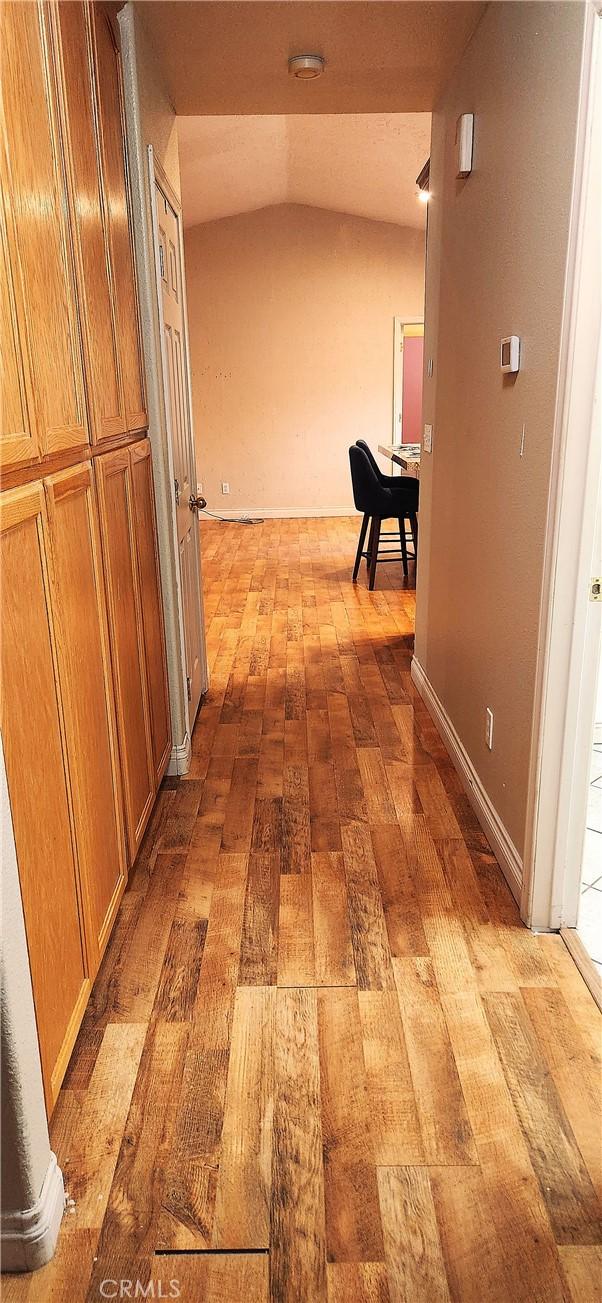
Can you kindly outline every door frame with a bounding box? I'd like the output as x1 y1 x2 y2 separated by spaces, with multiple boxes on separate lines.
148 147 209 748
392 317 424 445
521 4 601 946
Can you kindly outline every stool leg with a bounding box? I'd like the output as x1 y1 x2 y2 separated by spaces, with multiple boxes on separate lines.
410 513 418 561
399 515 408 577
353 513 369 582
368 517 381 590
366 517 375 573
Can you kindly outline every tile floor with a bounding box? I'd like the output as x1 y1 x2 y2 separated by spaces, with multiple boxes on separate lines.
578 730 602 975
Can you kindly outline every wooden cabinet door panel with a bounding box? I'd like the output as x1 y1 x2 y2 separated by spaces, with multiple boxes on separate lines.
95 448 154 858
91 8 147 435
0 483 89 1112
130 440 171 783
44 464 127 967
0 186 37 470
51 0 126 444
0 2 88 463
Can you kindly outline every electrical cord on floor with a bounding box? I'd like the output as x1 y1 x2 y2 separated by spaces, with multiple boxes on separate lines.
199 507 264 526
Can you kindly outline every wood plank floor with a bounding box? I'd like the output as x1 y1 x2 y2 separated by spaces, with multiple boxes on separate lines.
6 517 602 1303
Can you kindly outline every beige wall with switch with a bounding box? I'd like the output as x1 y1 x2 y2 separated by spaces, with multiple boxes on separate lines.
184 203 425 514
414 0 587 859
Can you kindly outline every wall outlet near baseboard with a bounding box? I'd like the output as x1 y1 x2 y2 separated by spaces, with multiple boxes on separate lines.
423 424 433 453
485 707 494 750
221 481 230 495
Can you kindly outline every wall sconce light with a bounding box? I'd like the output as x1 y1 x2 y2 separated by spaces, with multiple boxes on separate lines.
456 113 474 177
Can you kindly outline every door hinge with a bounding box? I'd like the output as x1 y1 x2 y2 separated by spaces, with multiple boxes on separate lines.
186 675 192 702
159 243 165 278
174 477 180 507
590 576 601 602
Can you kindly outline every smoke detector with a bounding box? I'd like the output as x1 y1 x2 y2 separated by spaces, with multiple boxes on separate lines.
288 54 325 80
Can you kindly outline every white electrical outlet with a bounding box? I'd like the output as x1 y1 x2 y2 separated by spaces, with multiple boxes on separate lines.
423 424 433 453
485 707 494 750
221 481 230 495
197 481 203 495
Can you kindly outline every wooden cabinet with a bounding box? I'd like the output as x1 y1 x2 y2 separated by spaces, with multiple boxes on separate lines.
0 2 171 1114
0 0 147 472
95 448 155 859
44 464 127 967
91 6 147 436
130 440 171 784
0 2 89 470
0 484 90 1112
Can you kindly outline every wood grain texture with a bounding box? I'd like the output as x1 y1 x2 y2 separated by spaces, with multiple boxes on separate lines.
271 987 327 1302
317 987 384 1262
393 957 477 1165
377 1166 451 1303
16 518 602 1302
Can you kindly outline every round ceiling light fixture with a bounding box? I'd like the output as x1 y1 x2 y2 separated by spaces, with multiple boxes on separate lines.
288 54 325 80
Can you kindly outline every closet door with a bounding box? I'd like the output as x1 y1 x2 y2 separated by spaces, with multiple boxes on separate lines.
91 6 147 435
45 464 127 967
130 440 171 784
50 0 126 444
96 447 154 858
0 2 88 467
0 483 89 1112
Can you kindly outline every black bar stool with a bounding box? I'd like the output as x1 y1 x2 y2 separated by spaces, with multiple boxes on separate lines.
349 443 419 590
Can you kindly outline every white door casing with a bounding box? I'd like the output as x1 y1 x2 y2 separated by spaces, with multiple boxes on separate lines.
150 152 208 737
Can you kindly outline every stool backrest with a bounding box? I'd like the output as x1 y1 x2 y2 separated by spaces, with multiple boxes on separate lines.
349 443 382 514
356 440 384 482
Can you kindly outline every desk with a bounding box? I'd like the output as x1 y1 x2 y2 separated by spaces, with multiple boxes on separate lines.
378 443 421 479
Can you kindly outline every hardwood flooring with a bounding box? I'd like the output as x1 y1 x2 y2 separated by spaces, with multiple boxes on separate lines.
5 517 602 1302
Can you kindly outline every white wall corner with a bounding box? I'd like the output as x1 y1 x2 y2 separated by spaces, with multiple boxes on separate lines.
168 731 192 776
1 1153 65 1273
411 656 524 904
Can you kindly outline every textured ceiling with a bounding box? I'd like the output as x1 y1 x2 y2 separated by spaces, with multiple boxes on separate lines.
137 2 486 115
178 113 432 228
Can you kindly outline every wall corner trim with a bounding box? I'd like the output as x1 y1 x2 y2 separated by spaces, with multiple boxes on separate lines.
168 731 192 777
1 1153 65 1273
411 656 523 905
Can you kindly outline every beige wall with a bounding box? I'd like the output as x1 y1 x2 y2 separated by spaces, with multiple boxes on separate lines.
184 203 425 512
414 1 587 857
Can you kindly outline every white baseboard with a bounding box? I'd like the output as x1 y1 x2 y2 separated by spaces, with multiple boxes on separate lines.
411 656 523 903
168 731 191 777
202 506 356 520
1 1153 65 1272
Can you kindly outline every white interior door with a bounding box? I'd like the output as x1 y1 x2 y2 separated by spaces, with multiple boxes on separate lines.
153 175 206 727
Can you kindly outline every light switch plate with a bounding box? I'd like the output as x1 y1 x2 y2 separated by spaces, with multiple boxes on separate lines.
423 424 433 453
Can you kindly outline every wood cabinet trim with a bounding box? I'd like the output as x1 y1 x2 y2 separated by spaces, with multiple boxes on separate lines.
44 460 128 974
89 5 147 436
128 438 171 785
95 447 155 858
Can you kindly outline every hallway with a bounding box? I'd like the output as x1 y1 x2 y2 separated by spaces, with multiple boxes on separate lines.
8 516 601 1302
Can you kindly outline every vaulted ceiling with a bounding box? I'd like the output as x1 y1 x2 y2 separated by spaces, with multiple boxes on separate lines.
178 113 431 228
138 2 486 116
